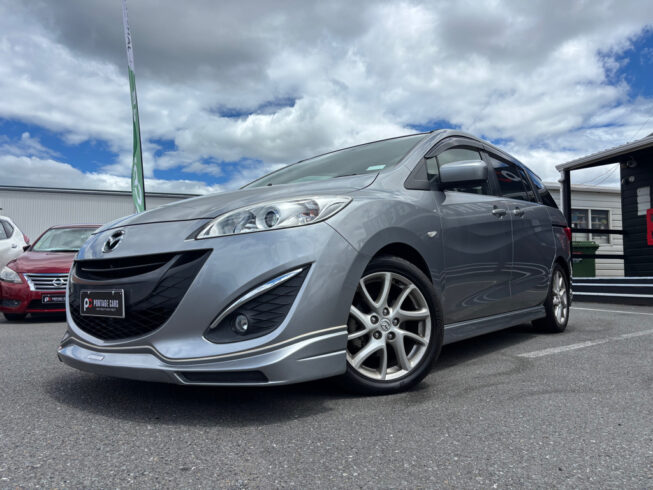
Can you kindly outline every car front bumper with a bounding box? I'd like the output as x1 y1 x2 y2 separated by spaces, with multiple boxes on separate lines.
0 281 67 314
59 220 366 386
58 325 346 385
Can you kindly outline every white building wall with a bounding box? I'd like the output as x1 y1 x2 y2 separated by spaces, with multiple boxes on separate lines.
0 187 195 240
546 183 624 277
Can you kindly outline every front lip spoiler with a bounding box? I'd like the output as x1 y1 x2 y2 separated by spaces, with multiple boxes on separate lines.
59 324 346 364
58 326 348 386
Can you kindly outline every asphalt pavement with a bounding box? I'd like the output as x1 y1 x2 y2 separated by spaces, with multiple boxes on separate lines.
1 304 652 488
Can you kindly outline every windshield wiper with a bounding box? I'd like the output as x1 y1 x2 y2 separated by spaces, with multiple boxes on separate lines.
40 248 79 253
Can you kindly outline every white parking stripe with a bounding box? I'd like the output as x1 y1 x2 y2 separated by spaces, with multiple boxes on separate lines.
518 329 653 358
571 306 653 317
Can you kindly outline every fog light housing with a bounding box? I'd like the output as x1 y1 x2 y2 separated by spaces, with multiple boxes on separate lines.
234 314 249 334
204 267 310 344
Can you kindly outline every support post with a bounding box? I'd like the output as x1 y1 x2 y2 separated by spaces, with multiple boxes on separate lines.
561 169 572 256
562 169 572 225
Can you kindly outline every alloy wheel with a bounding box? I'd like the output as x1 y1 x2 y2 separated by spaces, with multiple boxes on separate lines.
346 271 432 381
551 270 569 325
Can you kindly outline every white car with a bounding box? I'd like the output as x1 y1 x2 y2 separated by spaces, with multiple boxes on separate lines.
0 216 28 269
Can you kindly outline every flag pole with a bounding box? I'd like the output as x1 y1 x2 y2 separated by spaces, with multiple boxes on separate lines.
122 0 146 213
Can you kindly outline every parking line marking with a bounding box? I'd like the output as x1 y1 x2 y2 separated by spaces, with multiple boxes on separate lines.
571 307 653 317
518 329 653 358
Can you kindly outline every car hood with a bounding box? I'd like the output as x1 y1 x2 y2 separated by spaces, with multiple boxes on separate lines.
98 173 377 230
8 251 76 273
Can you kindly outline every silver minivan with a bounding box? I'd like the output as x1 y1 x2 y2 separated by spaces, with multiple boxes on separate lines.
59 130 572 394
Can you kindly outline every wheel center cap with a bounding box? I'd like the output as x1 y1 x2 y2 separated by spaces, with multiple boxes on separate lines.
380 319 391 332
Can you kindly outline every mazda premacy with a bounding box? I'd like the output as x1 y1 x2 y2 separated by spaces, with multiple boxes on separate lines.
59 130 571 394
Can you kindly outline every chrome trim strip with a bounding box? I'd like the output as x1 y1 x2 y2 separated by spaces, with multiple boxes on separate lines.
61 324 347 363
24 273 68 292
208 267 305 330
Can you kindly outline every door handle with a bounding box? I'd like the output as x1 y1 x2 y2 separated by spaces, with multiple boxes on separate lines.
513 207 525 217
11 243 18 248
492 207 507 217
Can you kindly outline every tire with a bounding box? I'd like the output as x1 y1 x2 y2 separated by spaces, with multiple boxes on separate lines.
533 264 570 333
3 313 27 322
340 255 444 395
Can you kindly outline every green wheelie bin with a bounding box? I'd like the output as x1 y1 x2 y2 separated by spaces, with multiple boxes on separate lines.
571 240 600 277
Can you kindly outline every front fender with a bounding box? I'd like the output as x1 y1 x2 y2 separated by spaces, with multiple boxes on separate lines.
326 191 444 292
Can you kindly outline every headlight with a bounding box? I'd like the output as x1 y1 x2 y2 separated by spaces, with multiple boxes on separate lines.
196 196 352 238
0 266 22 284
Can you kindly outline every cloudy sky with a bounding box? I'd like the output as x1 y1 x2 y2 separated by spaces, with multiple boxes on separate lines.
1 0 652 194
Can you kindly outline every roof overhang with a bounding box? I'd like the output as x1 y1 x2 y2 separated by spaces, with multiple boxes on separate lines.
556 133 653 172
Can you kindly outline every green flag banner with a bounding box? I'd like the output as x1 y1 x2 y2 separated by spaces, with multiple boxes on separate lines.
122 0 146 213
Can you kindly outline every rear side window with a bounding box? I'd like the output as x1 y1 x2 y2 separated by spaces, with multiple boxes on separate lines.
429 147 488 195
0 221 8 240
526 168 559 208
2 220 14 238
489 156 533 202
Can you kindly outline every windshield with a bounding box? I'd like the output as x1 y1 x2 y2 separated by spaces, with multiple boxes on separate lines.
32 228 96 252
245 134 426 188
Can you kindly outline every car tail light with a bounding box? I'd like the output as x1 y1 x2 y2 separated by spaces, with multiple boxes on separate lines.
23 233 30 244
564 227 572 242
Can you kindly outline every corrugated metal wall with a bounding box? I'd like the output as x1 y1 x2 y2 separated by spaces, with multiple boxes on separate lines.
0 188 193 240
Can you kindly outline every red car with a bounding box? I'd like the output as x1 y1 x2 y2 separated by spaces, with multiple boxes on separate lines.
0 225 99 321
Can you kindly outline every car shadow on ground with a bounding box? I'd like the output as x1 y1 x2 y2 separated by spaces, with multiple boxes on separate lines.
435 322 539 370
44 323 540 427
1 313 66 324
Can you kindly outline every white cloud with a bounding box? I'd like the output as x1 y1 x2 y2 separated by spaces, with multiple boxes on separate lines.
0 0 652 191
0 154 222 195
0 132 59 159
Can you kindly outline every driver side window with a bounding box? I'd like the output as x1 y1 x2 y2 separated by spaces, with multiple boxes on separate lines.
429 147 488 195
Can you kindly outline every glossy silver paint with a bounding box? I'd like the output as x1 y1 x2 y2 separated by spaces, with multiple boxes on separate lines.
58 130 571 386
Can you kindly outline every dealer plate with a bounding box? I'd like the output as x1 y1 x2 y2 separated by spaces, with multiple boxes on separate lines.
42 295 66 304
80 290 125 318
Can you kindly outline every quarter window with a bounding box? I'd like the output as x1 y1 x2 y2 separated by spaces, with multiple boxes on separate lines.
2 221 14 238
526 168 558 208
0 221 8 240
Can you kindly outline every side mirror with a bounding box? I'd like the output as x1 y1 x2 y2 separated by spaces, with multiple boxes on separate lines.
439 160 488 188
23 245 30 252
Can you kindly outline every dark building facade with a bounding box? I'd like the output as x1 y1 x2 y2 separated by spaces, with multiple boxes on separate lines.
557 134 653 278
620 149 653 276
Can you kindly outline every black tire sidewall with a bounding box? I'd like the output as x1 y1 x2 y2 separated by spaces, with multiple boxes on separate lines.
343 255 444 395
537 264 570 333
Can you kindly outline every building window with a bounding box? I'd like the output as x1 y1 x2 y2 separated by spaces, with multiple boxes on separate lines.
571 208 610 244
590 210 610 244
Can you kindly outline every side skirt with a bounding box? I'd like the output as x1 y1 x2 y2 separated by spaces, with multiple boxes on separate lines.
443 306 545 345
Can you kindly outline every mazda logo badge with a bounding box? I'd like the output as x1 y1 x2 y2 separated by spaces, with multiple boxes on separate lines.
103 230 125 253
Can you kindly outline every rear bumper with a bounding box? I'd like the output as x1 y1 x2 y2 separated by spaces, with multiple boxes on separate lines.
58 327 347 386
0 282 66 314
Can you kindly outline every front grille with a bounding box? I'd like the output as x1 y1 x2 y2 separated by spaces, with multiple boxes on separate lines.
69 250 210 341
24 273 68 291
75 253 176 280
